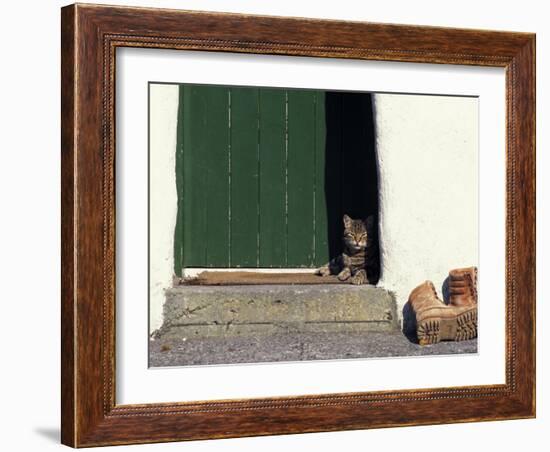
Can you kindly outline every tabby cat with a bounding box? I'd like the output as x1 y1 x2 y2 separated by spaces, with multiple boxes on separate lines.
316 214 378 285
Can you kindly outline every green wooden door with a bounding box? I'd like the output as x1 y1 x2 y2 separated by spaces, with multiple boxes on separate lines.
173 84 377 275
174 84 328 273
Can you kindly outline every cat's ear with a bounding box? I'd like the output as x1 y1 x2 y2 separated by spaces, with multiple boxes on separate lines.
343 214 352 229
364 215 375 230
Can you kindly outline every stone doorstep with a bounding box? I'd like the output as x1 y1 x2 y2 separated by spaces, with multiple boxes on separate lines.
157 284 398 339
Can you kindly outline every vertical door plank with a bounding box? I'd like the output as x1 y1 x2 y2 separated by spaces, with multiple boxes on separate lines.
258 89 287 267
324 92 344 261
203 86 230 267
313 90 330 266
230 87 260 267
182 85 208 267
173 86 185 275
287 90 316 267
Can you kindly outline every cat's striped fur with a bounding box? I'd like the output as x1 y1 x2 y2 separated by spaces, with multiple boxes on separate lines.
317 214 379 285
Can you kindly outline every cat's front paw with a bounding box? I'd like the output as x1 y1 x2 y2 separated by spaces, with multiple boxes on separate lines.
351 269 368 285
317 266 331 277
337 268 351 281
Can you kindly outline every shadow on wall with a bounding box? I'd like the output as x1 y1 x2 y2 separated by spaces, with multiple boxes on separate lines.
324 91 380 284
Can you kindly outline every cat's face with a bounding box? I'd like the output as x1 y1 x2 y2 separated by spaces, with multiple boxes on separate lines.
343 214 372 252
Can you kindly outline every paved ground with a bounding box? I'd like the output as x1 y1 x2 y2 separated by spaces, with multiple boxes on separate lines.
149 331 477 367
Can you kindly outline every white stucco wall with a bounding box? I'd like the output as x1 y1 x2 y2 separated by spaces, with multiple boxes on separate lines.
148 88 478 330
374 93 478 316
149 84 179 333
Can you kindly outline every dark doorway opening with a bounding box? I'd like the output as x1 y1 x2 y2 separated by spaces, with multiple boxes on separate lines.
324 91 380 283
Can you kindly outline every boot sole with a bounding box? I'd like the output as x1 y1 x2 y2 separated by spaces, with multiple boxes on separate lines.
417 308 477 346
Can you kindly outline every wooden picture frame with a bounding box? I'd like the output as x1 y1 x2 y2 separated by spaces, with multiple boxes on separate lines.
61 3 535 447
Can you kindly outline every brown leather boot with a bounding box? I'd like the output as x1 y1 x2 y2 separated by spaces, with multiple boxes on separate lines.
409 281 477 345
448 267 478 307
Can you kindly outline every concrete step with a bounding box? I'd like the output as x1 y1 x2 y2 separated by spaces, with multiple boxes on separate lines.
157 284 398 339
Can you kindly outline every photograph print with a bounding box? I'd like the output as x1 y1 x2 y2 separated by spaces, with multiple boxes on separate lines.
148 82 479 367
